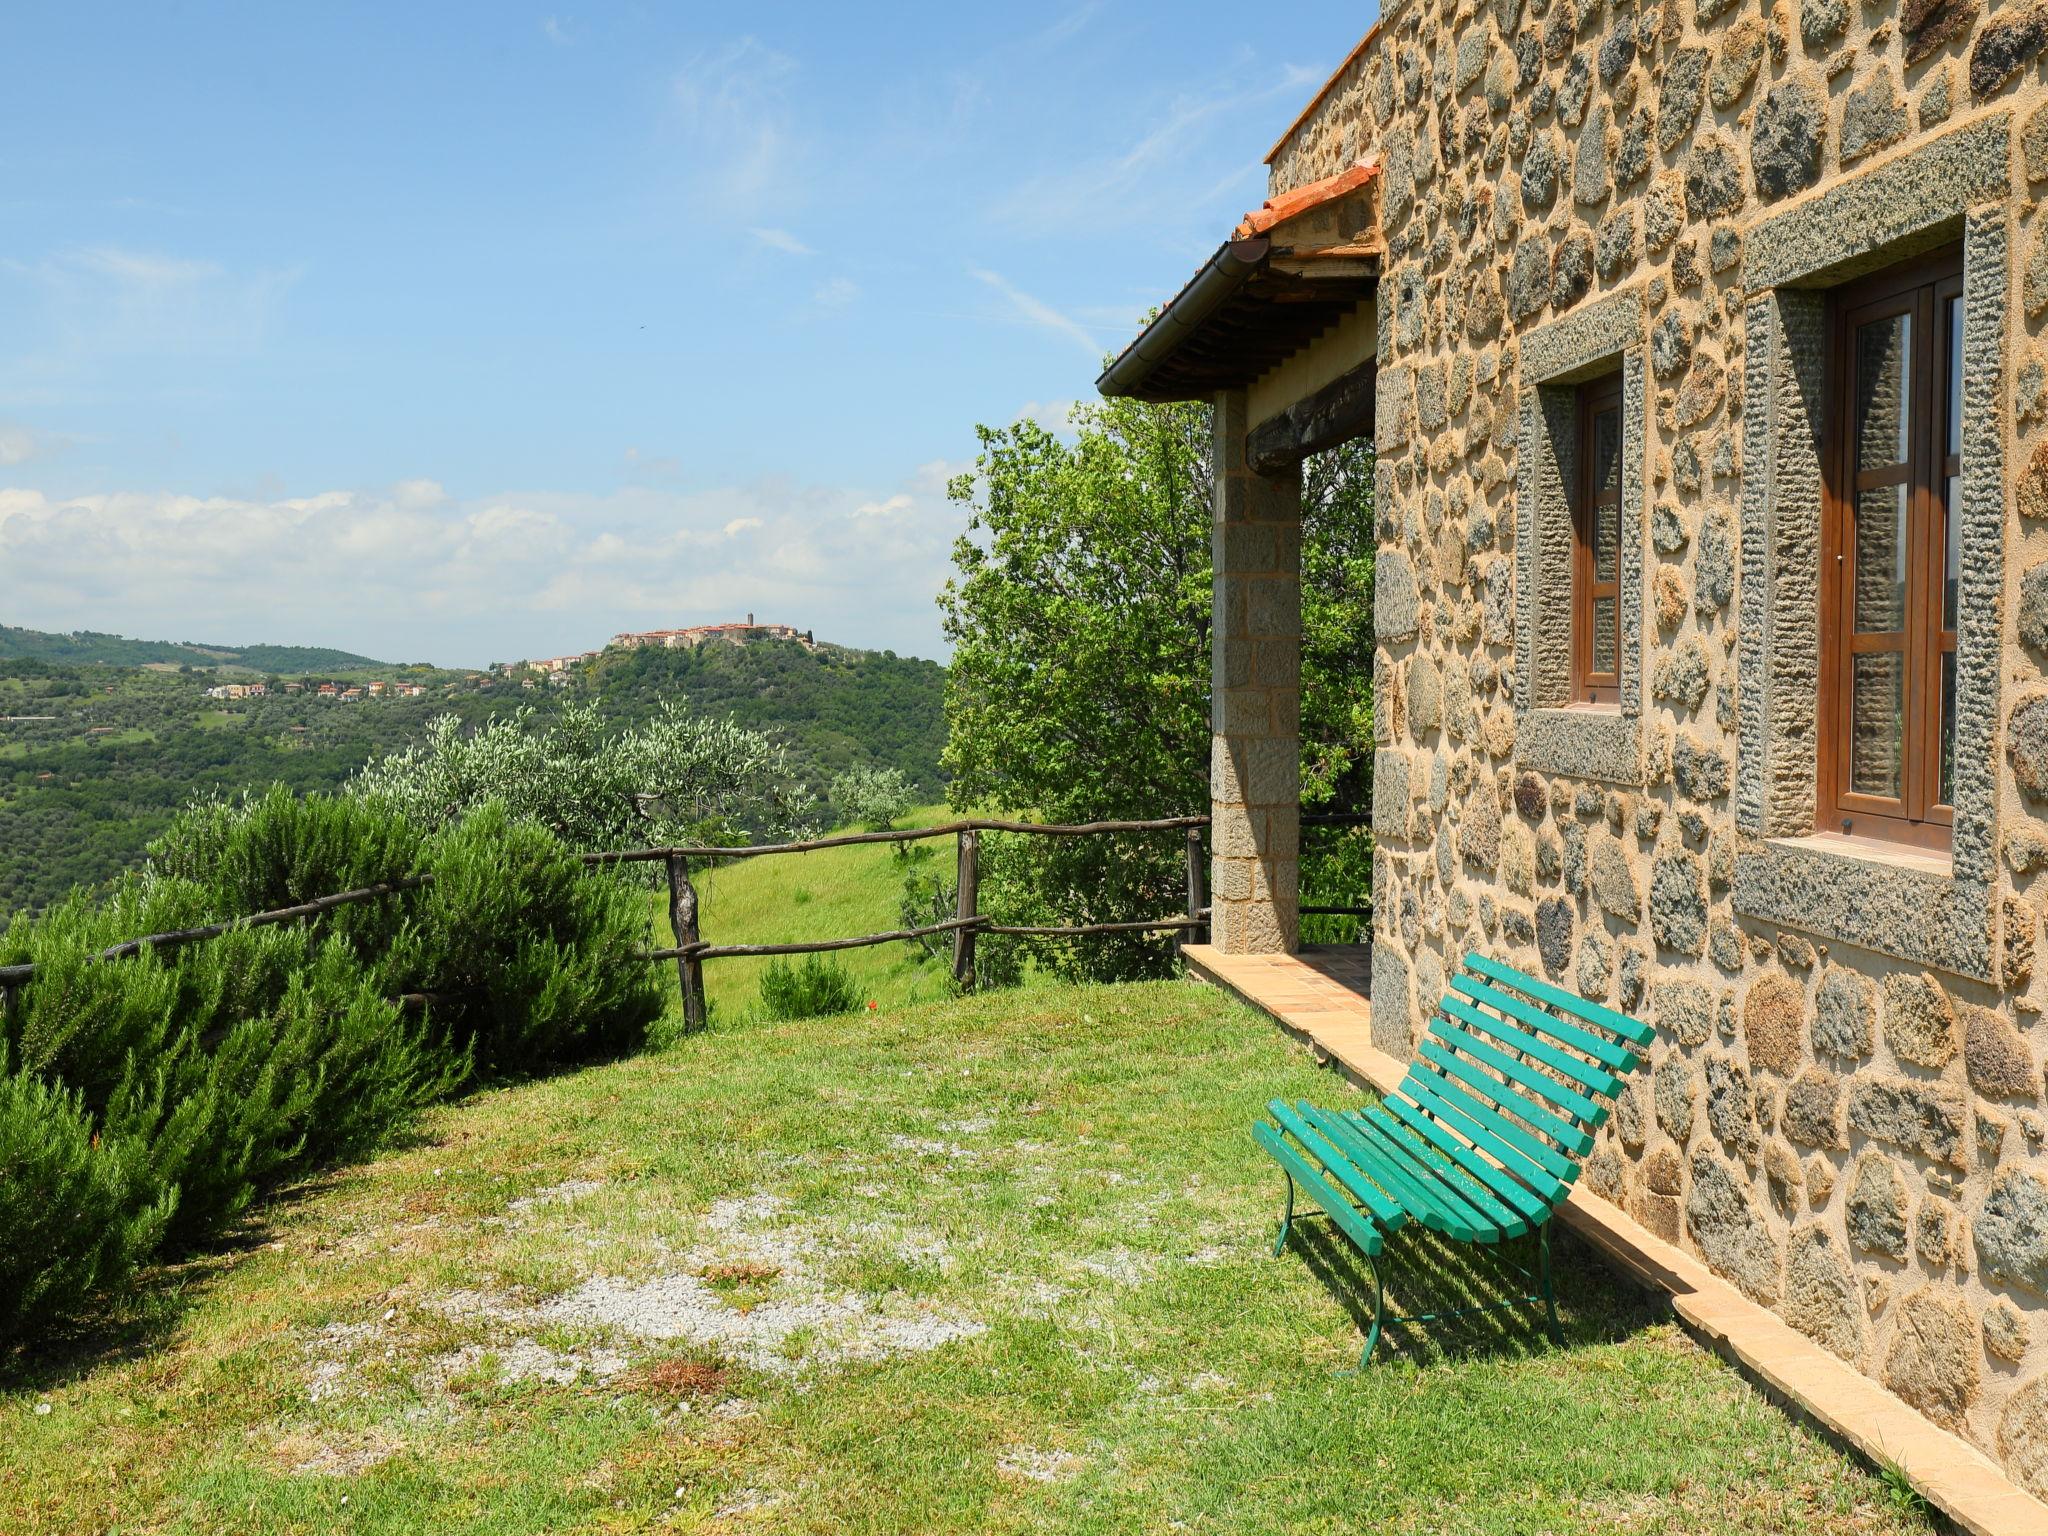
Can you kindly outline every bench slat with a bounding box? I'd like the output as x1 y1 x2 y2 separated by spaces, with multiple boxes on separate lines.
1374 1097 1550 1228
1429 1019 1609 1128
1305 1100 1488 1240
1416 1038 1595 1154
1291 1100 1459 1227
1355 1104 1528 1240
1398 1069 1576 1192
1252 1121 1385 1257
1330 1103 1508 1240
1464 952 1656 1047
1449 975 1640 1073
1440 994 1623 1098
1268 1098 1405 1227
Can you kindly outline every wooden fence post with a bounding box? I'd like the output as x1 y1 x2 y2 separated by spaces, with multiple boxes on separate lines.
952 828 979 991
667 854 707 1032
1182 824 1206 953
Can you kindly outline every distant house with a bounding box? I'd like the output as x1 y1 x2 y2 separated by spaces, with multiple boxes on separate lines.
608 614 812 651
283 681 304 694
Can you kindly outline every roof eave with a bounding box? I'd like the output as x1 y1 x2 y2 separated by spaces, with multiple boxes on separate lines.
1095 237 1271 402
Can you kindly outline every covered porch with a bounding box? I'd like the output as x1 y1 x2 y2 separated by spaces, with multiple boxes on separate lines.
1099 161 1382 960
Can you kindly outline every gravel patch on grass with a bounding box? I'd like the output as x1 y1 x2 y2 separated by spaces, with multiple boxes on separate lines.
996 1446 1085 1483
505 1178 606 1215
415 1186 984 1381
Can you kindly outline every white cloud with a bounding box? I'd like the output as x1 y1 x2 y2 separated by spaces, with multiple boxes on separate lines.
541 15 572 45
985 64 1318 239
811 275 858 309
1014 399 1081 434
0 422 67 465
0 463 970 665
392 477 447 511
748 226 814 256
8 244 301 362
668 38 801 223
969 267 1103 360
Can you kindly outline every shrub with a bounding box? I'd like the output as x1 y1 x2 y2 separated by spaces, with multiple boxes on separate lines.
0 1053 170 1341
757 955 860 1020
0 787 665 1344
399 805 664 1076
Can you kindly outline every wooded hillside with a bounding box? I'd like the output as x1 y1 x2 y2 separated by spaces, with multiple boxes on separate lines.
0 637 947 917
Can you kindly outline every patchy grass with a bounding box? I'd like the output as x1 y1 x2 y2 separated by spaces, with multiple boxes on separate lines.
1 982 1937 1535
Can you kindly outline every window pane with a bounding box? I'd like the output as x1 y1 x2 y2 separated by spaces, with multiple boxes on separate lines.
1853 483 1908 632
1855 312 1911 470
1849 651 1905 799
1947 295 1962 460
1592 598 1617 676
1939 650 1957 808
1592 407 1620 496
1943 474 1960 631
1593 500 1617 582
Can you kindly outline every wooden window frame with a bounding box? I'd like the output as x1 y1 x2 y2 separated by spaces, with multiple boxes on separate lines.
1571 375 1624 706
1819 245 1963 851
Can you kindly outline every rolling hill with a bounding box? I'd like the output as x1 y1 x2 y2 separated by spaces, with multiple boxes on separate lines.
1 631 948 916
0 624 387 672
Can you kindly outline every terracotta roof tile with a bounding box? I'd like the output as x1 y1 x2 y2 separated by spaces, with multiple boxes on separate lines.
1231 159 1379 239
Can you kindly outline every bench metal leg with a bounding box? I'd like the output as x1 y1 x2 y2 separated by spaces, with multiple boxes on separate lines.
1272 1171 1296 1257
1538 1219 1562 1345
1358 1252 1386 1369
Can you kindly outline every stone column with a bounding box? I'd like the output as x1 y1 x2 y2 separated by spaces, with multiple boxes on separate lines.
1210 388 1302 954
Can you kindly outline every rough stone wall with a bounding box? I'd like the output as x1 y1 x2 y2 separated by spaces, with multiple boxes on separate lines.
1287 0 2048 1495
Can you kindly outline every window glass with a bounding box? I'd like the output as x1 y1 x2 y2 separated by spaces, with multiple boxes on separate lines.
1852 485 1908 633
1855 312 1911 468
1592 598 1616 674
1826 249 1962 846
1848 652 1904 798
1939 651 1957 808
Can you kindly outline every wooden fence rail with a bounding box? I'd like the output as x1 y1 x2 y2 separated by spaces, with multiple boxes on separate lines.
0 811 1368 1027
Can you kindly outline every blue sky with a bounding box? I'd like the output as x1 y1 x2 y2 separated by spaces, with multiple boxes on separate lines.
0 3 1372 665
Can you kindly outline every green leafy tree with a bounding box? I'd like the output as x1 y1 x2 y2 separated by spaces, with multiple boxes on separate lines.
829 765 915 832
350 700 816 853
939 396 1372 981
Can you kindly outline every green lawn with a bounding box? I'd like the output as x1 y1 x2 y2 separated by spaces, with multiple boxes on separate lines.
655 806 1037 1021
1 982 1933 1535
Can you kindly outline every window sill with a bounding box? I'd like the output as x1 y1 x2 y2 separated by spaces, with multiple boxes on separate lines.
1732 832 1991 981
1516 705 1643 785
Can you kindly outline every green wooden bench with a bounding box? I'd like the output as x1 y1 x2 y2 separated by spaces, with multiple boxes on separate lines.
1252 951 1656 1366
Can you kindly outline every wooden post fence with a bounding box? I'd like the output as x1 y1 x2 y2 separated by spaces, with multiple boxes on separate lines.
0 815 1255 1012
952 827 979 991
666 854 707 1032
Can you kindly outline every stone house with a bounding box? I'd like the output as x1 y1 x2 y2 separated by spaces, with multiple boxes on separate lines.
1101 0 2048 1498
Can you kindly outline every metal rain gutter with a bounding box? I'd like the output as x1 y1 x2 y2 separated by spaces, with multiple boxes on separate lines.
1095 235 1269 399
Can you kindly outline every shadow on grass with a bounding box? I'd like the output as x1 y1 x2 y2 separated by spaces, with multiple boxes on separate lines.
1284 1214 1670 1367
0 1152 391 1397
